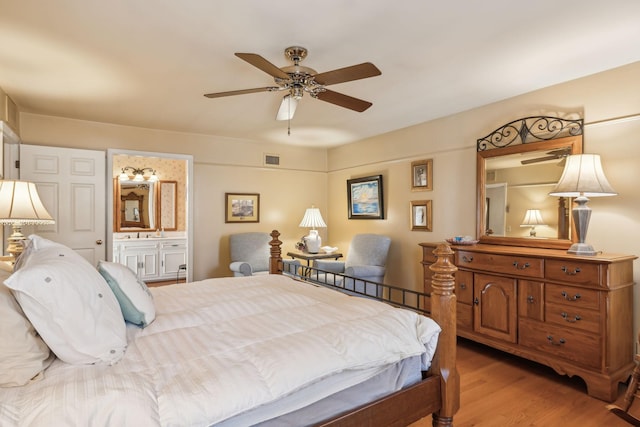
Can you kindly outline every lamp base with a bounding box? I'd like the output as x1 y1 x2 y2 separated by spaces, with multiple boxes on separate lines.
5 224 26 260
304 229 321 254
568 195 597 256
567 242 597 256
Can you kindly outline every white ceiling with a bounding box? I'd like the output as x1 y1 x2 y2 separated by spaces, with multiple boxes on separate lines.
1 1 639 148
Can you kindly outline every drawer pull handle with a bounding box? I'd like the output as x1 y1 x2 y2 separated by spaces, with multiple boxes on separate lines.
547 335 566 346
459 283 467 290
561 266 582 275
561 291 581 301
527 295 535 304
561 312 582 323
513 261 530 270
462 255 474 263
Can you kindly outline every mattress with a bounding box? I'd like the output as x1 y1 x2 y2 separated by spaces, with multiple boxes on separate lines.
0 274 440 426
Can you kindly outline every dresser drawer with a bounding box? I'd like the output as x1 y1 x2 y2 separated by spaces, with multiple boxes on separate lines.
545 302 600 334
456 251 543 278
545 259 600 287
455 270 473 304
519 319 601 369
545 283 600 311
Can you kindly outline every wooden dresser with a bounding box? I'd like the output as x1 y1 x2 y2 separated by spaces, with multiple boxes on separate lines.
420 242 636 401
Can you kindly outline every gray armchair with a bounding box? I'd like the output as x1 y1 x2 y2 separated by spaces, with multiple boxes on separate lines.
313 234 391 295
229 232 299 277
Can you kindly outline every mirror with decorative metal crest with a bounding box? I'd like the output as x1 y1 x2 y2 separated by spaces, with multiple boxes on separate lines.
476 116 583 249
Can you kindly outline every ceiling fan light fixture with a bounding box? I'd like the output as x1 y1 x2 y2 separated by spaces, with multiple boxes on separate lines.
276 95 298 121
204 46 381 121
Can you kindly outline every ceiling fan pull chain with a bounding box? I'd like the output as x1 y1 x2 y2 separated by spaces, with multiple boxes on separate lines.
287 96 291 135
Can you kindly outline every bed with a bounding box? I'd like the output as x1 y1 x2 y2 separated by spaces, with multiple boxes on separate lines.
0 230 459 426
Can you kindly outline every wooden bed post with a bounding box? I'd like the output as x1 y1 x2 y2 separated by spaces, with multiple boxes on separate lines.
429 244 459 427
269 230 283 274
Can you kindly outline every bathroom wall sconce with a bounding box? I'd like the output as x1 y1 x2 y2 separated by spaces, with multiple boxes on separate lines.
118 166 158 182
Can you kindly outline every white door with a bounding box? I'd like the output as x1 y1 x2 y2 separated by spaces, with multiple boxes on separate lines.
19 144 106 265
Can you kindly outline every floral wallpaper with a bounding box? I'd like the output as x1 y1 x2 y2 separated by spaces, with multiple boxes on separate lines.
113 154 187 231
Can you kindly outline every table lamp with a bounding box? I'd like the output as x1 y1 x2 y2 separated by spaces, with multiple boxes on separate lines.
0 180 55 260
299 206 326 254
520 209 545 237
549 154 616 255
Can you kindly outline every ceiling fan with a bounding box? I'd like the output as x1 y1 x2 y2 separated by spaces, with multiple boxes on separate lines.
520 148 571 166
204 46 381 121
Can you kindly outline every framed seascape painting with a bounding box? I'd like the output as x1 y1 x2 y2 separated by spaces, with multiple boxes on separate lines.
225 193 260 223
410 200 432 231
347 175 384 219
411 159 433 191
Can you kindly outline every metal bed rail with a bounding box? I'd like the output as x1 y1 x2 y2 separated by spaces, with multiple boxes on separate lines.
281 261 431 316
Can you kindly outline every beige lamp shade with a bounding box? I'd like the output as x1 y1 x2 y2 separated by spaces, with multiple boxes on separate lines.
0 180 55 259
520 209 545 237
299 207 327 228
549 154 617 197
520 209 545 227
0 181 55 225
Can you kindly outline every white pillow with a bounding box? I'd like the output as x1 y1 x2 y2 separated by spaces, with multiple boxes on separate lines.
5 235 127 365
98 261 156 327
0 268 53 387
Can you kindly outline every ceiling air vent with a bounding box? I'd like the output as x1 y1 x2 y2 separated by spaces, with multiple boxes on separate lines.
264 154 280 166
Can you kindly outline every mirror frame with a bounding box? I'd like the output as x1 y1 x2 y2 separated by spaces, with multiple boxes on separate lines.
113 178 157 232
476 116 583 249
121 191 146 228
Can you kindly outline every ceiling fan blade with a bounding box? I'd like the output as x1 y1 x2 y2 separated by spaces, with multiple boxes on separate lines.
235 53 290 80
521 155 561 165
204 87 279 98
315 89 373 112
313 62 381 86
520 148 571 165
276 95 298 121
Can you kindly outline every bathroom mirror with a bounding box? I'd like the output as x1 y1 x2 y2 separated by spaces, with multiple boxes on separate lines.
476 117 583 249
114 178 157 231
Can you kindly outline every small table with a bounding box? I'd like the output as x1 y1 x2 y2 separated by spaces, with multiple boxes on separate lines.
286 250 343 266
286 251 343 276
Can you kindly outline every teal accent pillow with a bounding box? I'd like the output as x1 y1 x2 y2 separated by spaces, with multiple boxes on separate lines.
98 261 156 328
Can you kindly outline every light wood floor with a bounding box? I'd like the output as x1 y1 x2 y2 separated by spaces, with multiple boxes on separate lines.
410 338 635 427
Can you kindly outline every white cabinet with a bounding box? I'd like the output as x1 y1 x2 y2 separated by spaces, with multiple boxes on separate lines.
113 238 186 283
159 240 187 278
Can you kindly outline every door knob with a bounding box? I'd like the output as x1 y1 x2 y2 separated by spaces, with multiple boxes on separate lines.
96 239 103 245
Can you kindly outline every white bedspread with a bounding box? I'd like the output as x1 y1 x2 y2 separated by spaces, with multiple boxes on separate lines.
0 274 440 426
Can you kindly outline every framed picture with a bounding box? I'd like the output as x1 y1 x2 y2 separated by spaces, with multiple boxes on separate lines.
225 193 260 223
410 200 432 231
411 159 433 191
347 175 384 219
